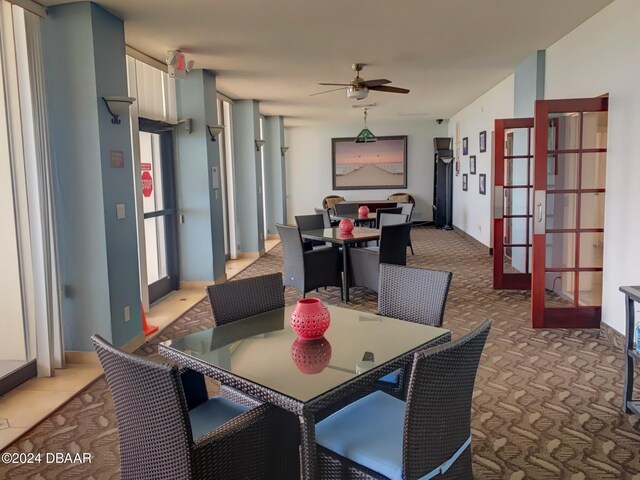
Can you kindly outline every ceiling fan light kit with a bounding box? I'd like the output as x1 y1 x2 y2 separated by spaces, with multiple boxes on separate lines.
314 63 410 100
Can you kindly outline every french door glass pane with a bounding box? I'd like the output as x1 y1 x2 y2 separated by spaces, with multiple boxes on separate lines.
547 154 578 190
546 193 577 229
505 187 529 216
580 193 605 229
581 112 608 149
505 157 530 186
579 232 604 268
544 272 575 308
505 128 530 156
578 272 603 306
545 233 576 268
581 153 607 189
548 113 580 150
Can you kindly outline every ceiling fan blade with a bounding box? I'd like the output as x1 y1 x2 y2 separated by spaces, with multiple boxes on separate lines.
318 82 351 86
362 79 391 88
310 87 347 96
369 85 410 94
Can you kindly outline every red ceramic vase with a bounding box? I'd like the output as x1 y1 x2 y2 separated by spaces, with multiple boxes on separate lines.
290 298 331 339
339 218 354 233
291 337 332 374
358 205 370 218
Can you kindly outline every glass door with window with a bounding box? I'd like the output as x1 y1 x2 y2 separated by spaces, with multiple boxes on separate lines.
139 119 180 304
531 97 608 328
493 117 534 290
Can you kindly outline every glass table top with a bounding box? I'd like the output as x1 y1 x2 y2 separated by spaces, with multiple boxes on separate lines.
302 227 380 244
161 306 449 403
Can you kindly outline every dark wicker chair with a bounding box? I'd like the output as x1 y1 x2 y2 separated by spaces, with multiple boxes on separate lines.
387 193 416 205
398 202 415 254
374 207 403 228
377 263 453 397
314 207 335 228
348 222 412 293
316 320 491 480
322 195 345 214
334 202 359 215
206 273 284 327
295 214 328 250
378 213 408 228
91 334 299 480
277 223 342 298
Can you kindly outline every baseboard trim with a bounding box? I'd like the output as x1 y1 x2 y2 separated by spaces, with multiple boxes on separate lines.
65 351 100 365
451 225 491 255
0 360 37 397
120 332 146 354
236 252 261 260
599 322 625 352
214 274 228 284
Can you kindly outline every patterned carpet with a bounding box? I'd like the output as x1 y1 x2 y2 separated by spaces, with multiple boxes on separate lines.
1 226 639 479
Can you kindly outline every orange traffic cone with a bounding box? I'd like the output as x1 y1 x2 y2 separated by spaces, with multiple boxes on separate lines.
141 304 158 336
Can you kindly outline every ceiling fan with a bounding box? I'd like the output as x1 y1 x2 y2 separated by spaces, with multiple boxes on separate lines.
312 63 410 100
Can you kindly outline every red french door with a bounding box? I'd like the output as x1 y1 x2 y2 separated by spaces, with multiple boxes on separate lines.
531 97 608 328
493 118 534 290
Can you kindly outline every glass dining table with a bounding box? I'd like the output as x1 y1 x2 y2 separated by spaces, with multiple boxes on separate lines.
301 227 380 303
159 305 450 480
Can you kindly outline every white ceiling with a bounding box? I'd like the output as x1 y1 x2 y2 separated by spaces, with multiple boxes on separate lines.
43 0 613 127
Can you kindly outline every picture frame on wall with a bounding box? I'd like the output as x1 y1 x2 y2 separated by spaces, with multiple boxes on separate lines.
470 155 476 174
479 173 486 195
462 173 468 191
332 136 408 190
462 137 468 155
479 131 487 153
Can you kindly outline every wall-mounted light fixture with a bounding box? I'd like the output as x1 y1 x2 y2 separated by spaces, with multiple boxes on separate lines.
102 96 136 124
281 146 290 156
255 139 266 151
177 117 193 134
207 125 224 142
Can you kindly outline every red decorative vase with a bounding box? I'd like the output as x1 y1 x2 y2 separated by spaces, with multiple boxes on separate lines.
291 337 332 374
358 205 370 218
290 298 331 339
339 218 354 233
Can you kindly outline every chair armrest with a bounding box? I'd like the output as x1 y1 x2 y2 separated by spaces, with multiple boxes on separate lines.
179 367 208 409
193 402 272 448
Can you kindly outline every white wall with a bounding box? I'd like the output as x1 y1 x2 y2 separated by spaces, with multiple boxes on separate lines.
448 75 515 246
545 0 640 335
285 119 448 222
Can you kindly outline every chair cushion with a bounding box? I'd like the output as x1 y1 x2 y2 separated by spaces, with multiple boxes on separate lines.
188 396 251 440
316 391 406 480
378 368 401 384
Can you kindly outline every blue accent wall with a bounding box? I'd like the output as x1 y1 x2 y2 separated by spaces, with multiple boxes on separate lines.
514 50 545 117
175 70 225 281
232 100 264 254
42 2 142 350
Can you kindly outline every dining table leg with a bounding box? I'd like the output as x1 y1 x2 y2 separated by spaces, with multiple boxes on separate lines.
342 244 349 303
299 411 318 480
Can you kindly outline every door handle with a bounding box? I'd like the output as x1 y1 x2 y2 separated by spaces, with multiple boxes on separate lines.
537 202 543 222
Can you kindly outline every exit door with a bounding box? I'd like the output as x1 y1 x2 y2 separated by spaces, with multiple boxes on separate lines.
493 118 534 290
139 119 180 304
531 97 608 328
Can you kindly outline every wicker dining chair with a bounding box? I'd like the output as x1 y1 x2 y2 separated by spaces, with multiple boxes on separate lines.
398 202 415 254
348 222 412 294
91 334 299 480
376 263 453 397
206 273 285 327
374 207 403 228
334 202 360 215
314 207 335 228
277 223 342 298
316 320 491 480
296 214 329 249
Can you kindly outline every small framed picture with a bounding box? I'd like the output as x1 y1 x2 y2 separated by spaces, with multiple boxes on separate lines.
479 173 487 195
470 155 476 175
479 131 487 153
462 137 468 155
462 174 468 191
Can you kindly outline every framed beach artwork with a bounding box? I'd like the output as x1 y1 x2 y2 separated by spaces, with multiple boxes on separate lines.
479 131 487 153
462 137 468 155
332 136 407 190
462 173 468 191
479 173 487 195
470 155 477 175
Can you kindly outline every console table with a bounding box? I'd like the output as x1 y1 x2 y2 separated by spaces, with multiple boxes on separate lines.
620 285 640 417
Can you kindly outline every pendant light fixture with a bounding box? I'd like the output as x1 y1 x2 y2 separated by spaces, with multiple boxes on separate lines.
355 108 377 143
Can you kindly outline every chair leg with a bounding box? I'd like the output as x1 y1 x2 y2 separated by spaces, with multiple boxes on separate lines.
410 244 414 255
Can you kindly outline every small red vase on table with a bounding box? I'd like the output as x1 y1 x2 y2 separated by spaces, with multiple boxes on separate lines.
339 218 354 233
358 205 370 218
290 298 331 339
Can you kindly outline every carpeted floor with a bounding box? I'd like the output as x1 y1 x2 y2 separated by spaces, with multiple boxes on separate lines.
1 226 639 479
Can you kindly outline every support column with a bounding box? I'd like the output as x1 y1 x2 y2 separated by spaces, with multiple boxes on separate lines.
232 100 264 255
42 2 141 350
263 116 286 236
175 70 226 282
